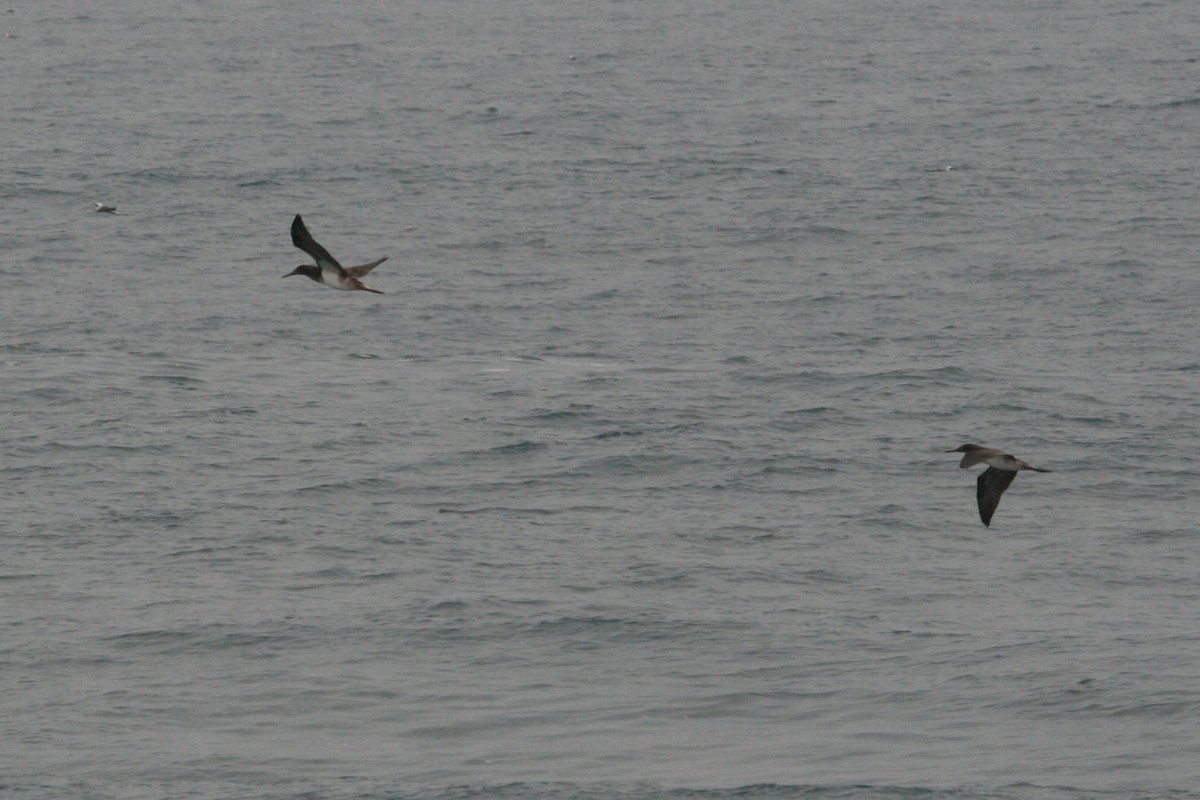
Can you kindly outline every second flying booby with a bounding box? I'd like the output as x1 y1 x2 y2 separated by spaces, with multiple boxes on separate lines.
285 214 387 294
946 444 1052 527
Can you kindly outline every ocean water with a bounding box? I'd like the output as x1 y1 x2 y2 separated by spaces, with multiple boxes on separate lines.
2 1 1199 798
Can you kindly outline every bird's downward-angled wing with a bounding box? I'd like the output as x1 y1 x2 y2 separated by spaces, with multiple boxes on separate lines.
976 467 1017 527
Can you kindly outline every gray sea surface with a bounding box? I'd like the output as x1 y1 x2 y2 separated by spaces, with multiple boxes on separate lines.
2 1 1199 798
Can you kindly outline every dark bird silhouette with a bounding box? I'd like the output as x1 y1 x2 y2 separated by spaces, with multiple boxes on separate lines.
284 214 386 294
946 443 1051 527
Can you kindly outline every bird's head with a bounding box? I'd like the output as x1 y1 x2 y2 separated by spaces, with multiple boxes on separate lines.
284 264 319 280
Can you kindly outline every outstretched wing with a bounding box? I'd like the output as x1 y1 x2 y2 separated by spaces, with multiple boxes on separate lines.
291 214 346 276
976 467 1017 527
346 256 388 278
957 447 1000 469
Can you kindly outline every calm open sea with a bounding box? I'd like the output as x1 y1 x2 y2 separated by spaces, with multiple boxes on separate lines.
3 1 1199 798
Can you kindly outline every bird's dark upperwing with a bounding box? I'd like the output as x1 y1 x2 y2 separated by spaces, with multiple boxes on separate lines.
291 214 346 276
346 256 388 278
976 467 1017 527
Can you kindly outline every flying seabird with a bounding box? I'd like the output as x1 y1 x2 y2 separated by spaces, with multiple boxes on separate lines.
946 443 1051 527
285 214 386 294
94 202 117 213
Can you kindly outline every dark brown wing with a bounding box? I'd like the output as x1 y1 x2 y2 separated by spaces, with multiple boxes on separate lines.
976 467 1017 527
291 214 346 277
346 256 387 278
